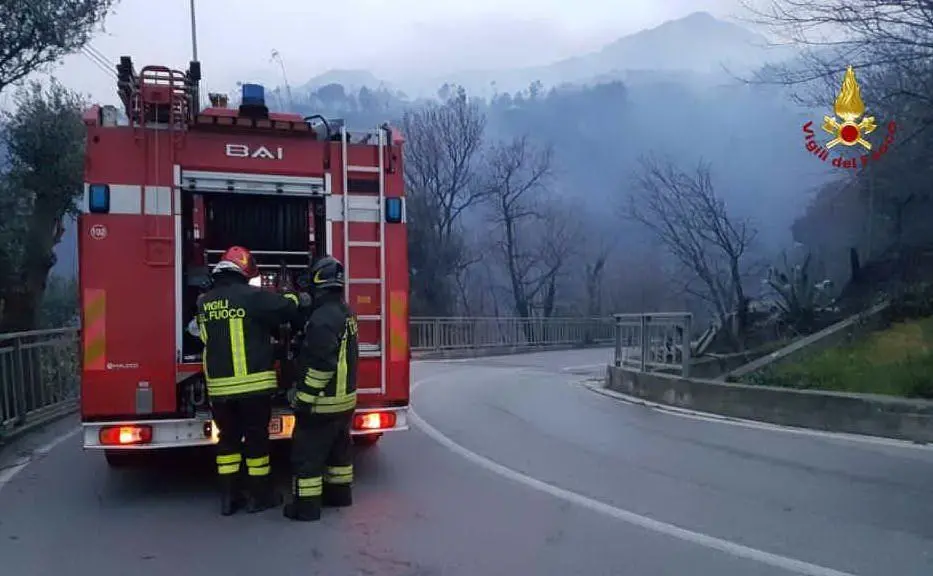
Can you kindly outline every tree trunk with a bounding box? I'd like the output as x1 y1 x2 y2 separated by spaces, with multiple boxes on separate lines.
849 247 861 283
0 272 46 333
0 207 64 333
542 275 556 318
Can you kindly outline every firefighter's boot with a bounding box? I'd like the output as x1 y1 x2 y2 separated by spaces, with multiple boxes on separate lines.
322 484 353 508
219 475 244 516
245 475 282 514
283 496 322 522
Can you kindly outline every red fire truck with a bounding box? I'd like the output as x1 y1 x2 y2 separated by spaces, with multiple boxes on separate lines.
78 57 410 466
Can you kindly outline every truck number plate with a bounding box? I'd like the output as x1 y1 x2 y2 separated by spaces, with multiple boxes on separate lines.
268 415 294 436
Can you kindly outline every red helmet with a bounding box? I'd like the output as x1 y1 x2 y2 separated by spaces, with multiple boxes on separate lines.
213 245 259 279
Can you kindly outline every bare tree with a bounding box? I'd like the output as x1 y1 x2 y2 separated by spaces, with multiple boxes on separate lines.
743 0 933 114
536 207 579 317
582 232 613 317
791 177 868 284
0 0 117 94
605 247 679 314
451 251 483 316
626 156 757 348
555 220 613 317
483 135 566 318
402 86 486 315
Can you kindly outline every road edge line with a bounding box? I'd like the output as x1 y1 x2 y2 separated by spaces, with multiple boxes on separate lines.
0 427 81 491
409 379 856 576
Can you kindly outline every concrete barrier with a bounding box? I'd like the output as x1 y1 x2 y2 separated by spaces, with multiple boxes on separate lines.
605 365 933 444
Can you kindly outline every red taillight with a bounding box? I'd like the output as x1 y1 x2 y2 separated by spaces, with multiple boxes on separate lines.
353 411 396 431
99 425 153 446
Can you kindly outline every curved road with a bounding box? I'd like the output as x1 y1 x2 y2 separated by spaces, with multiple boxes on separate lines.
2 348 932 576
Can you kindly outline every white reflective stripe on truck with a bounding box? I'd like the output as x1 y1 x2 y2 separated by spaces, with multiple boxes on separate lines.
81 181 405 223
79 184 175 215
80 184 142 214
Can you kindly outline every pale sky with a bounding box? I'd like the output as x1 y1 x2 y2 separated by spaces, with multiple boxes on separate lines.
39 0 744 106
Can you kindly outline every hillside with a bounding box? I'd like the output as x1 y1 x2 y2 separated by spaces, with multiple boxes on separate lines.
301 69 393 93
278 12 824 249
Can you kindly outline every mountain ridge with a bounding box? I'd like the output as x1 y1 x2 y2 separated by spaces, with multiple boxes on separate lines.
300 11 797 97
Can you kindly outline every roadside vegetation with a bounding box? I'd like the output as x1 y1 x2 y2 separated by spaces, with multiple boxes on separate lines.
749 316 933 399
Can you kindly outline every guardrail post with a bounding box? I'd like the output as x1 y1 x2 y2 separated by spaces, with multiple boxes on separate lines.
12 336 27 427
613 316 622 367
432 318 440 351
681 315 691 378
639 315 648 372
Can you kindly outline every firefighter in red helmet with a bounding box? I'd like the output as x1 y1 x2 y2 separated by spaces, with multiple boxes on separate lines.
196 246 309 516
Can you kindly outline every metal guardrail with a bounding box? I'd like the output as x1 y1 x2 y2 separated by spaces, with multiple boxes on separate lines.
0 317 614 441
410 317 615 351
1 328 81 443
613 313 692 377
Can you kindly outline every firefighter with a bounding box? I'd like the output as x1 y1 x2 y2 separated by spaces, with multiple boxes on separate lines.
197 245 309 516
284 255 358 522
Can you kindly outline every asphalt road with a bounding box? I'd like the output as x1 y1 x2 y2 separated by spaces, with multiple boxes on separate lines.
2 348 933 576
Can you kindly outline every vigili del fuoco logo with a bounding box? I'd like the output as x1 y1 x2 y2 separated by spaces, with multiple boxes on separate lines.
802 65 897 169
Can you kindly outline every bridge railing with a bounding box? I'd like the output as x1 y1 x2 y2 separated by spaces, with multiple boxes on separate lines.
410 316 614 352
1 328 81 442
613 313 692 377
0 316 614 441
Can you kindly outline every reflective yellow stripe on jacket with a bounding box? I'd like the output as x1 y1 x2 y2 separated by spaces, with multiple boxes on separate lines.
205 316 277 397
295 320 356 413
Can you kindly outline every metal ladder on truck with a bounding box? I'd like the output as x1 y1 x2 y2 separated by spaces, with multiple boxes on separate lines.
340 125 387 394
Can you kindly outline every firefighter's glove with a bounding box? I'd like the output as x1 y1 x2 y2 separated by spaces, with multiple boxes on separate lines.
287 387 298 409
283 291 312 309
297 292 313 308
186 317 201 338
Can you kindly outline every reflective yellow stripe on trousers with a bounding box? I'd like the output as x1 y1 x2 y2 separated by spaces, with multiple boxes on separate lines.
246 455 270 477
216 453 241 475
297 476 323 497
325 465 353 485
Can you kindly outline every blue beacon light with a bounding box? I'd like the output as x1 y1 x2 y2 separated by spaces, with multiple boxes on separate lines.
385 197 403 223
88 184 110 213
241 83 265 106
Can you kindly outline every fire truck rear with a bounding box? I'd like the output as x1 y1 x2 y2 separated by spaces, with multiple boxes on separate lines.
78 58 410 466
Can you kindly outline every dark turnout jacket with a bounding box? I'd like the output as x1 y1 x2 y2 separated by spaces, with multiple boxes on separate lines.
197 275 303 398
294 293 359 414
